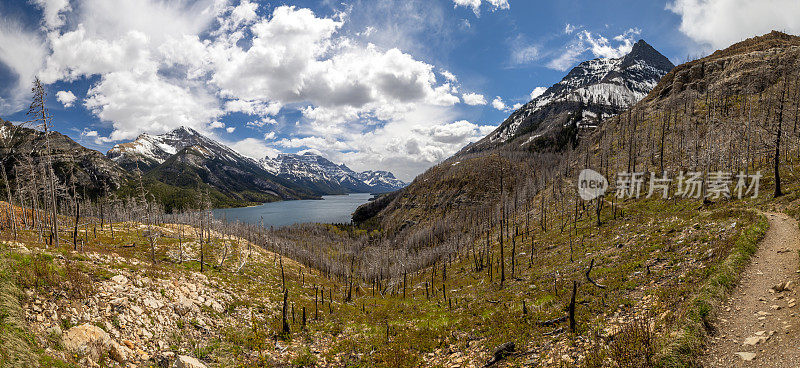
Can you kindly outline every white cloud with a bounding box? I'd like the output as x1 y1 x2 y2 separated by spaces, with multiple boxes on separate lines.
486 0 510 11
224 100 283 117
512 103 522 110
264 131 276 140
83 69 222 141
226 127 236 133
564 23 576 34
583 28 639 58
56 90 77 107
462 92 487 106
453 0 482 15
453 0 509 16
441 70 457 82
0 19 47 113
491 96 507 111
530 87 547 100
667 0 800 50
511 45 540 65
30 0 72 29
80 128 98 137
509 34 540 65
209 121 225 129
547 28 639 71
229 137 280 159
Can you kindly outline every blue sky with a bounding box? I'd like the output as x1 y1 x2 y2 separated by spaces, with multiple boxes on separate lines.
0 0 797 180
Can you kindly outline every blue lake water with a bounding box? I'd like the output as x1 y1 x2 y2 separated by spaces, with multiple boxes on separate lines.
211 193 373 228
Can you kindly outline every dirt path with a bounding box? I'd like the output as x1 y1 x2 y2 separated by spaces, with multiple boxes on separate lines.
702 212 800 367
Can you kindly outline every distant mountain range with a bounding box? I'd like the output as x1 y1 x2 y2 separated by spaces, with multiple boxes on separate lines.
105 127 404 207
261 152 404 194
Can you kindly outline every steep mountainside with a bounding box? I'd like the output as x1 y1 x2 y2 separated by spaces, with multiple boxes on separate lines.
108 127 243 172
260 152 405 194
462 39 674 154
0 119 129 197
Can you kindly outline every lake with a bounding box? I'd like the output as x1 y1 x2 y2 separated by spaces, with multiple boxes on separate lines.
211 193 373 228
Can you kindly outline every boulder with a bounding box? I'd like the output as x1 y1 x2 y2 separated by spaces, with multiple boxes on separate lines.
109 340 132 363
174 355 207 368
63 324 111 361
111 275 128 284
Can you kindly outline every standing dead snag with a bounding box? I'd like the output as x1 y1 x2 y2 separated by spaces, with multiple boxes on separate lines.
282 289 290 337
569 281 578 333
585 259 606 289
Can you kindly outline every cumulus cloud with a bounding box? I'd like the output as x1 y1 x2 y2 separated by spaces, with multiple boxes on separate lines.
6 1 483 179
462 92 487 106
667 0 800 50
0 19 47 113
229 137 280 159
83 69 223 141
530 87 547 100
56 90 77 107
491 96 507 111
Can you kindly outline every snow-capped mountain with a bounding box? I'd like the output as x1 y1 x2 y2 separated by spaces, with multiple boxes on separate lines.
356 170 406 193
465 39 674 153
107 126 245 172
261 152 406 194
106 127 317 203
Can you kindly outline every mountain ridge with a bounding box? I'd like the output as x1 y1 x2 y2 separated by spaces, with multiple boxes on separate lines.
260 152 405 195
461 39 674 155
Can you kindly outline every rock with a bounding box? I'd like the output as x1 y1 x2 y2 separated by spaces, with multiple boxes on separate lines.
122 339 135 349
130 305 144 315
174 296 194 316
143 296 161 310
109 340 132 363
210 300 224 314
771 304 782 310
62 324 111 361
47 325 62 337
743 336 766 346
735 352 756 361
111 275 129 284
771 281 793 293
174 355 207 368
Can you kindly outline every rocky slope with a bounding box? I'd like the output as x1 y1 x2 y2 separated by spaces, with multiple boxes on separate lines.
261 152 405 195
